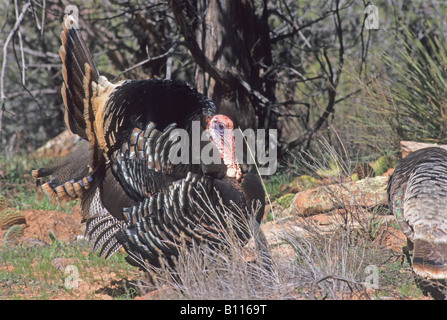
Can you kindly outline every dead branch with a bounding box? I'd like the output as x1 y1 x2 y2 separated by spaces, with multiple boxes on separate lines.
6 88 57 99
0 1 31 137
14 0 27 86
111 44 178 82
279 0 344 154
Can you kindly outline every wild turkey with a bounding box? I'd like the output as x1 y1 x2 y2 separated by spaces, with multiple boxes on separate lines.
387 147 447 279
33 13 266 270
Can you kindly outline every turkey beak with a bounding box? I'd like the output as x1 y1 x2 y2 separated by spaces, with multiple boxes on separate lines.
208 115 242 181
221 129 242 181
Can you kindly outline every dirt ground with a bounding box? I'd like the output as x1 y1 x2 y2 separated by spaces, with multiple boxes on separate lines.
0 206 152 300
20 207 84 242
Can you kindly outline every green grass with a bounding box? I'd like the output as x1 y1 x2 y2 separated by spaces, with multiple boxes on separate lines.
375 256 424 299
0 155 143 299
274 193 295 208
263 173 294 199
0 154 51 184
0 239 141 299
11 186 78 213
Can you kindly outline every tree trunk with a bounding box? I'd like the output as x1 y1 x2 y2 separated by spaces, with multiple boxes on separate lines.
170 0 276 131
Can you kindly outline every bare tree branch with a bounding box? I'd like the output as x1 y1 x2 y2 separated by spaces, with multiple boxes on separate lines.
0 1 31 138
279 0 345 154
6 88 57 99
14 0 27 86
0 39 59 60
111 44 178 82
0 0 379 155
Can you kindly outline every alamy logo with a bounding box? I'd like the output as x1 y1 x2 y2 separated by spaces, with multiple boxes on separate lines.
364 5 379 30
64 265 79 289
168 121 277 176
363 265 379 289
234 128 277 176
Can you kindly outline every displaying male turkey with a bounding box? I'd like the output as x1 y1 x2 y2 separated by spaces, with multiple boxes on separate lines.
33 13 266 270
387 147 447 279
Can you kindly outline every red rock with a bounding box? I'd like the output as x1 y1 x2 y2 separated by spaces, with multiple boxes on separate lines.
290 176 389 216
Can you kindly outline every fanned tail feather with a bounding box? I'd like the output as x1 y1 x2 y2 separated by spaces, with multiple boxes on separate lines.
60 13 99 140
32 140 93 201
60 11 121 179
413 239 447 279
38 175 93 201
